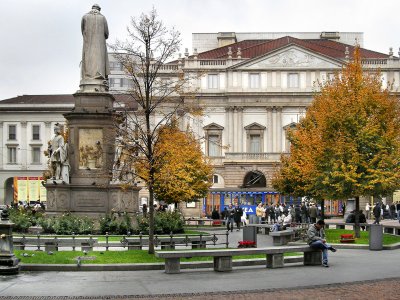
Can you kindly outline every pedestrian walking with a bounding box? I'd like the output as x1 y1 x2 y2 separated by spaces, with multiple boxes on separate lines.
373 203 381 224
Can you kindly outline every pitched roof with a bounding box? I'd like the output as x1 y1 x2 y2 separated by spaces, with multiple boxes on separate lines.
0 94 138 110
196 36 389 60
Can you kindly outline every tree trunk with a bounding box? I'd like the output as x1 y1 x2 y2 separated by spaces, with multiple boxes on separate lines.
354 196 361 238
148 186 155 254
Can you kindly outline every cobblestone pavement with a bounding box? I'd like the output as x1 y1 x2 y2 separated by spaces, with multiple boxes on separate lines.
0 277 398 299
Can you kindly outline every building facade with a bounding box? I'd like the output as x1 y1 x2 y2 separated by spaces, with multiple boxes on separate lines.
1 32 399 216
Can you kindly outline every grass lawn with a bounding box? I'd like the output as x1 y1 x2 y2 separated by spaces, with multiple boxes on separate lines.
14 250 300 265
325 229 400 245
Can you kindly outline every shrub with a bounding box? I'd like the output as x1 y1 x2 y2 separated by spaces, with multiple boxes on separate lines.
99 212 134 235
38 213 94 235
8 207 44 232
135 210 184 234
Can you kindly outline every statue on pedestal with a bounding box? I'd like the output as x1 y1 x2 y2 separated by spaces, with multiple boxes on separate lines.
80 4 110 91
49 126 69 183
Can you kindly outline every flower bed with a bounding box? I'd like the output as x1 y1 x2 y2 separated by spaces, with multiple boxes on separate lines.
238 240 256 248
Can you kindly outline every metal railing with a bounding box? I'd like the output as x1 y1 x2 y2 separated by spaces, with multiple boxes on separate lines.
13 231 230 250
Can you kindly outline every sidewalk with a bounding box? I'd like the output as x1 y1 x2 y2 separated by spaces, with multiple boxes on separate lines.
0 247 399 298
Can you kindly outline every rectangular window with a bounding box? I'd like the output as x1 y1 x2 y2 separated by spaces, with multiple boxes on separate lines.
288 73 299 88
249 73 260 88
32 147 41 164
110 62 123 71
208 135 219 156
7 147 17 164
250 135 261 153
32 125 40 140
8 125 16 140
207 74 218 89
109 78 123 88
213 174 219 184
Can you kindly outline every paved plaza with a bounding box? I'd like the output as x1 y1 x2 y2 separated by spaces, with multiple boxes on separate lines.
0 218 399 299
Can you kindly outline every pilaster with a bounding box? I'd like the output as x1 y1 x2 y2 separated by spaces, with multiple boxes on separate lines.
20 122 27 169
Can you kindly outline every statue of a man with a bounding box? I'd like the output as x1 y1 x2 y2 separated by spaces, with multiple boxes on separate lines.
50 126 65 180
81 4 110 83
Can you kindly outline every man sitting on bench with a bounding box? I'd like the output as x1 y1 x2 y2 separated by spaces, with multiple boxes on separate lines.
307 219 337 267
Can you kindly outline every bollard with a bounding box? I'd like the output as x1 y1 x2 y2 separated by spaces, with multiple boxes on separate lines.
369 224 383 251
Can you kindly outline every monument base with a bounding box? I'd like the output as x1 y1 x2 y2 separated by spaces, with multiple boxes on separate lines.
0 255 20 275
45 184 140 216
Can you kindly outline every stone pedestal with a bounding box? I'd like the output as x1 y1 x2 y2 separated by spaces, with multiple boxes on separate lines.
213 256 232 272
45 184 140 216
266 253 284 268
45 91 140 215
304 251 322 265
0 219 19 275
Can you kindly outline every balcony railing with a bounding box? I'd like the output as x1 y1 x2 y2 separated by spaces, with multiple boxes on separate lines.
207 153 286 163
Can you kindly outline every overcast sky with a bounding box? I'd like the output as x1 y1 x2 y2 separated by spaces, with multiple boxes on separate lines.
1 0 399 100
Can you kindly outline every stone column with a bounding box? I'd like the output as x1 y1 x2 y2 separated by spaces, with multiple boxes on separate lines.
237 107 243 152
276 107 282 152
233 107 238 151
272 107 277 152
20 122 27 170
0 122 3 170
266 107 273 152
227 106 234 152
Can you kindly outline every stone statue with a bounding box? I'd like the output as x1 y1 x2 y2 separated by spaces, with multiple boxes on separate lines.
80 4 110 88
61 143 70 183
50 126 65 180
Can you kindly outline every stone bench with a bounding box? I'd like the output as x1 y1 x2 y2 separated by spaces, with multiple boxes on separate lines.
269 230 294 246
13 237 98 251
325 222 369 230
246 224 274 235
383 225 400 235
155 245 322 274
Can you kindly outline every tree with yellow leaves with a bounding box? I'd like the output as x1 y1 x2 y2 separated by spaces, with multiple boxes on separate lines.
136 122 213 205
273 46 400 237
109 9 205 253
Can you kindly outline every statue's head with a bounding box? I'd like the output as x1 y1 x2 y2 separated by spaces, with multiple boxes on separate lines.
54 126 61 135
92 4 101 11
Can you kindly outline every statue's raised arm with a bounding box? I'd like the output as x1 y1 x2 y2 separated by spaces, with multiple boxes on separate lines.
80 4 110 91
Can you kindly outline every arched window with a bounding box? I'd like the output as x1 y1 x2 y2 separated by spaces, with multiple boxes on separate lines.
242 170 266 188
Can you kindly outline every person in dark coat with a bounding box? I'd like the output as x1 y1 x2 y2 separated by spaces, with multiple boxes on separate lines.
233 204 243 231
269 205 276 224
373 203 381 224
211 207 220 220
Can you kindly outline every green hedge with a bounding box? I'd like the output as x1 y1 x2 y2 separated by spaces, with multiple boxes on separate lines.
136 210 184 234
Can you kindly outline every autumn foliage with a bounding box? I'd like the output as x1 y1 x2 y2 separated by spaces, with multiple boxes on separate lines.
135 123 213 204
273 46 400 204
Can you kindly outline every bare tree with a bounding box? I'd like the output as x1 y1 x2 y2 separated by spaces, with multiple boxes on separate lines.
109 8 200 254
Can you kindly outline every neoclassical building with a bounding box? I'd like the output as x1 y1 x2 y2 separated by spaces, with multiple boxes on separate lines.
2 31 400 216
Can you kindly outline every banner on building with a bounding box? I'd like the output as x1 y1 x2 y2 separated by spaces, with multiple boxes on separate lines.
13 176 47 203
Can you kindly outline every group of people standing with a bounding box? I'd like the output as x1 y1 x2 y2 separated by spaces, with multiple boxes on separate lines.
221 204 244 232
370 202 400 224
255 202 319 225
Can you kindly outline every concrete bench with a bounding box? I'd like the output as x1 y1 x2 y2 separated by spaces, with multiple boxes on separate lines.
13 237 98 251
325 222 369 230
246 224 274 235
269 230 294 246
155 245 322 274
383 225 400 235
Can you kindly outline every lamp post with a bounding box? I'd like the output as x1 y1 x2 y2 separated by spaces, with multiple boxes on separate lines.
0 209 20 275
